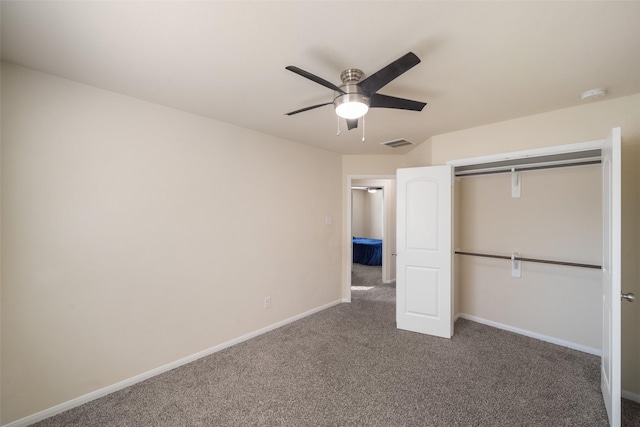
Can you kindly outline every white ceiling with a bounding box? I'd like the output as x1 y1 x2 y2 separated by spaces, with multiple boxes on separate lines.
2 1 640 155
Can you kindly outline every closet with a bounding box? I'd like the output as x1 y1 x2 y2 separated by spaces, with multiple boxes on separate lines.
453 153 603 353
395 130 622 425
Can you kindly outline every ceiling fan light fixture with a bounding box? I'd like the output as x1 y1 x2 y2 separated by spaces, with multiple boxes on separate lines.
334 93 370 119
335 100 369 119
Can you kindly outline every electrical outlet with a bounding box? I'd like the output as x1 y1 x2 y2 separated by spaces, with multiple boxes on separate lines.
264 297 271 309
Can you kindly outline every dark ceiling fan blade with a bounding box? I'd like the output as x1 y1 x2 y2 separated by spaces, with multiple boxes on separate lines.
286 66 345 94
346 118 358 130
358 52 421 96
369 93 426 111
285 102 333 116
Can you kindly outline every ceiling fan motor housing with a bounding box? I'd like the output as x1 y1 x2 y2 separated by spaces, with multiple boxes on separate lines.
334 88 369 107
334 68 370 117
340 68 364 83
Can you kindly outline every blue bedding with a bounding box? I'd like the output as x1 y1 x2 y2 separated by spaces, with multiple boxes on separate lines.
352 237 383 266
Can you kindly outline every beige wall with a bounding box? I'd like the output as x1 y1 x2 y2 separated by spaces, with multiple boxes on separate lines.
364 190 384 240
351 189 383 240
406 93 640 396
1 63 343 423
404 138 431 168
351 189 366 237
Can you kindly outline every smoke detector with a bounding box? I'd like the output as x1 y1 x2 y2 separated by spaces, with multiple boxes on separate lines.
581 88 606 101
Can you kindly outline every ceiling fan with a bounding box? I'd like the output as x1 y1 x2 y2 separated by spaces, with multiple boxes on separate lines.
285 52 427 131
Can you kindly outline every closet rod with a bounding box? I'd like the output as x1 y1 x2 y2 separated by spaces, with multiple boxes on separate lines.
455 159 601 177
454 251 601 270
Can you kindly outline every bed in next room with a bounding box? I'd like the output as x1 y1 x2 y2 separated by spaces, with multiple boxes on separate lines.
352 237 383 266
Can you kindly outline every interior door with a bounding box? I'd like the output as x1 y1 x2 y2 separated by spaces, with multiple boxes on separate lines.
601 127 621 426
396 165 452 338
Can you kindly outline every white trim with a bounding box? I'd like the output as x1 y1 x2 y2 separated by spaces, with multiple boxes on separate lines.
346 174 396 301
2 299 343 427
457 313 601 356
623 389 640 404
446 139 605 168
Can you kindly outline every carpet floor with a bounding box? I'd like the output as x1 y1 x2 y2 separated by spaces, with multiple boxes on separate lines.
33 264 639 426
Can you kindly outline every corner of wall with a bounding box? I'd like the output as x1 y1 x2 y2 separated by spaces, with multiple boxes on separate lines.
403 138 433 167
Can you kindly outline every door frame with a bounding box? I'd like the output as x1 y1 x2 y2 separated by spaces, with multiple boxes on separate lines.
346 175 396 302
446 139 605 170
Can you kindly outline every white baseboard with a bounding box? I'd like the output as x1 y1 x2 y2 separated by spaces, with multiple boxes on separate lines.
623 389 640 404
382 279 396 284
3 299 343 427
456 313 601 356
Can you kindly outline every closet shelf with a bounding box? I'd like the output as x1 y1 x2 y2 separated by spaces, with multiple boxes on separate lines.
454 250 601 270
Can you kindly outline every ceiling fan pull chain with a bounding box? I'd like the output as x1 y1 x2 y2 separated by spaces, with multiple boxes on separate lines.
362 115 366 143
337 115 341 136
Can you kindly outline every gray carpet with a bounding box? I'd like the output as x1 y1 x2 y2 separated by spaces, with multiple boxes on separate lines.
32 264 639 426
351 263 395 302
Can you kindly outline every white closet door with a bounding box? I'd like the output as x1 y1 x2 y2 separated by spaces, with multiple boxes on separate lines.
396 165 452 338
601 127 622 426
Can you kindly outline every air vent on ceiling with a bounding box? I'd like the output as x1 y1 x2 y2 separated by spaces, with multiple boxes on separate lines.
381 138 413 148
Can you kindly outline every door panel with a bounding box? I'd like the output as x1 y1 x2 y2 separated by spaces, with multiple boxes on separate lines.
406 267 439 316
397 166 452 338
601 127 621 426
406 179 439 250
